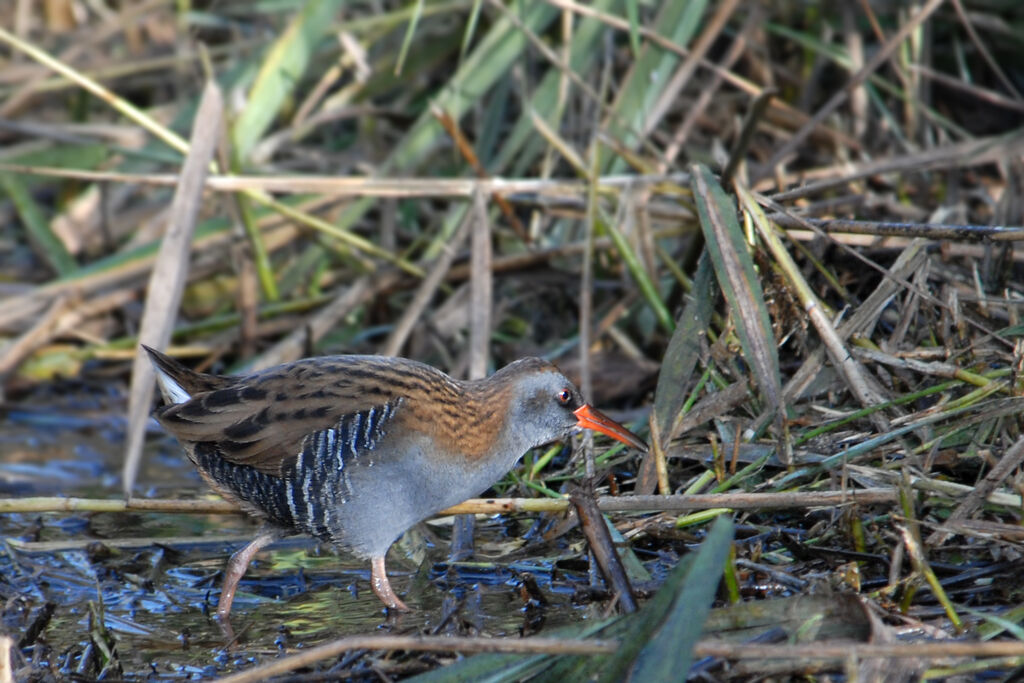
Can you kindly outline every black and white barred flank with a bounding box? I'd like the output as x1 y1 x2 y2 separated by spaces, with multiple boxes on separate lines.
196 399 402 545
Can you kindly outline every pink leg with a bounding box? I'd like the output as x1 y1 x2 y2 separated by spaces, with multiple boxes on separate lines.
371 555 410 612
216 530 277 621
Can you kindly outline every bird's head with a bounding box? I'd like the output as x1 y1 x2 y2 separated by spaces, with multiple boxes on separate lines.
490 358 648 454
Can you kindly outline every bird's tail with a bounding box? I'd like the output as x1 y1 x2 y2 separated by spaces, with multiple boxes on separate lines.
141 345 228 404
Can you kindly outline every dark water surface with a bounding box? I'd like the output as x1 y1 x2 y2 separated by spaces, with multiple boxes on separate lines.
0 392 624 678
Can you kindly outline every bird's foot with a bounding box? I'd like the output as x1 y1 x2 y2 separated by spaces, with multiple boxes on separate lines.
214 530 278 645
371 555 411 612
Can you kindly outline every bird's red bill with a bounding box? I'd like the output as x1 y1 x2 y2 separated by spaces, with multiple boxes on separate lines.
573 404 648 452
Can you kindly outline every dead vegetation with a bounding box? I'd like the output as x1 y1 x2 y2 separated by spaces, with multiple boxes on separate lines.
1 0 1024 680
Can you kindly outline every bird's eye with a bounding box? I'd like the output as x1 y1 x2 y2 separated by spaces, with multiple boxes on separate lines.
557 389 571 404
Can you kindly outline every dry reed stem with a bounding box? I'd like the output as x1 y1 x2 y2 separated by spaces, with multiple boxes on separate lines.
215 634 1024 683
0 488 901 517
756 0 946 182
217 635 620 683
380 206 471 357
123 81 223 494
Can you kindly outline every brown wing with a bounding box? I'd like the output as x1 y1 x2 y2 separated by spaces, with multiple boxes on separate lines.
154 355 458 476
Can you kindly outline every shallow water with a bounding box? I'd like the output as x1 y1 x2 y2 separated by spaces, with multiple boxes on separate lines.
0 390 641 678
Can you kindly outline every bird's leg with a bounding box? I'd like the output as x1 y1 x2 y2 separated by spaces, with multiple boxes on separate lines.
371 555 410 612
216 529 278 621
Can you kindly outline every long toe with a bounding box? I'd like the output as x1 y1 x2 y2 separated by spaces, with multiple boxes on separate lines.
371 555 410 612
217 530 278 619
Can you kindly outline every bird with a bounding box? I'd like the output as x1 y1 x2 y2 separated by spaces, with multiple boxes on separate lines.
142 345 647 618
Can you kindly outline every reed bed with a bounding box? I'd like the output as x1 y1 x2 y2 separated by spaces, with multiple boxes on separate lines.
1 1 1023 679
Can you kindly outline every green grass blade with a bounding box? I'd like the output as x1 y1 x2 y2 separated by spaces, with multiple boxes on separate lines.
625 0 641 56
0 172 77 277
492 0 619 176
460 0 485 61
690 163 782 421
394 0 425 75
231 0 346 160
653 252 715 448
603 0 707 161
596 207 674 333
630 516 734 681
390 0 559 171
